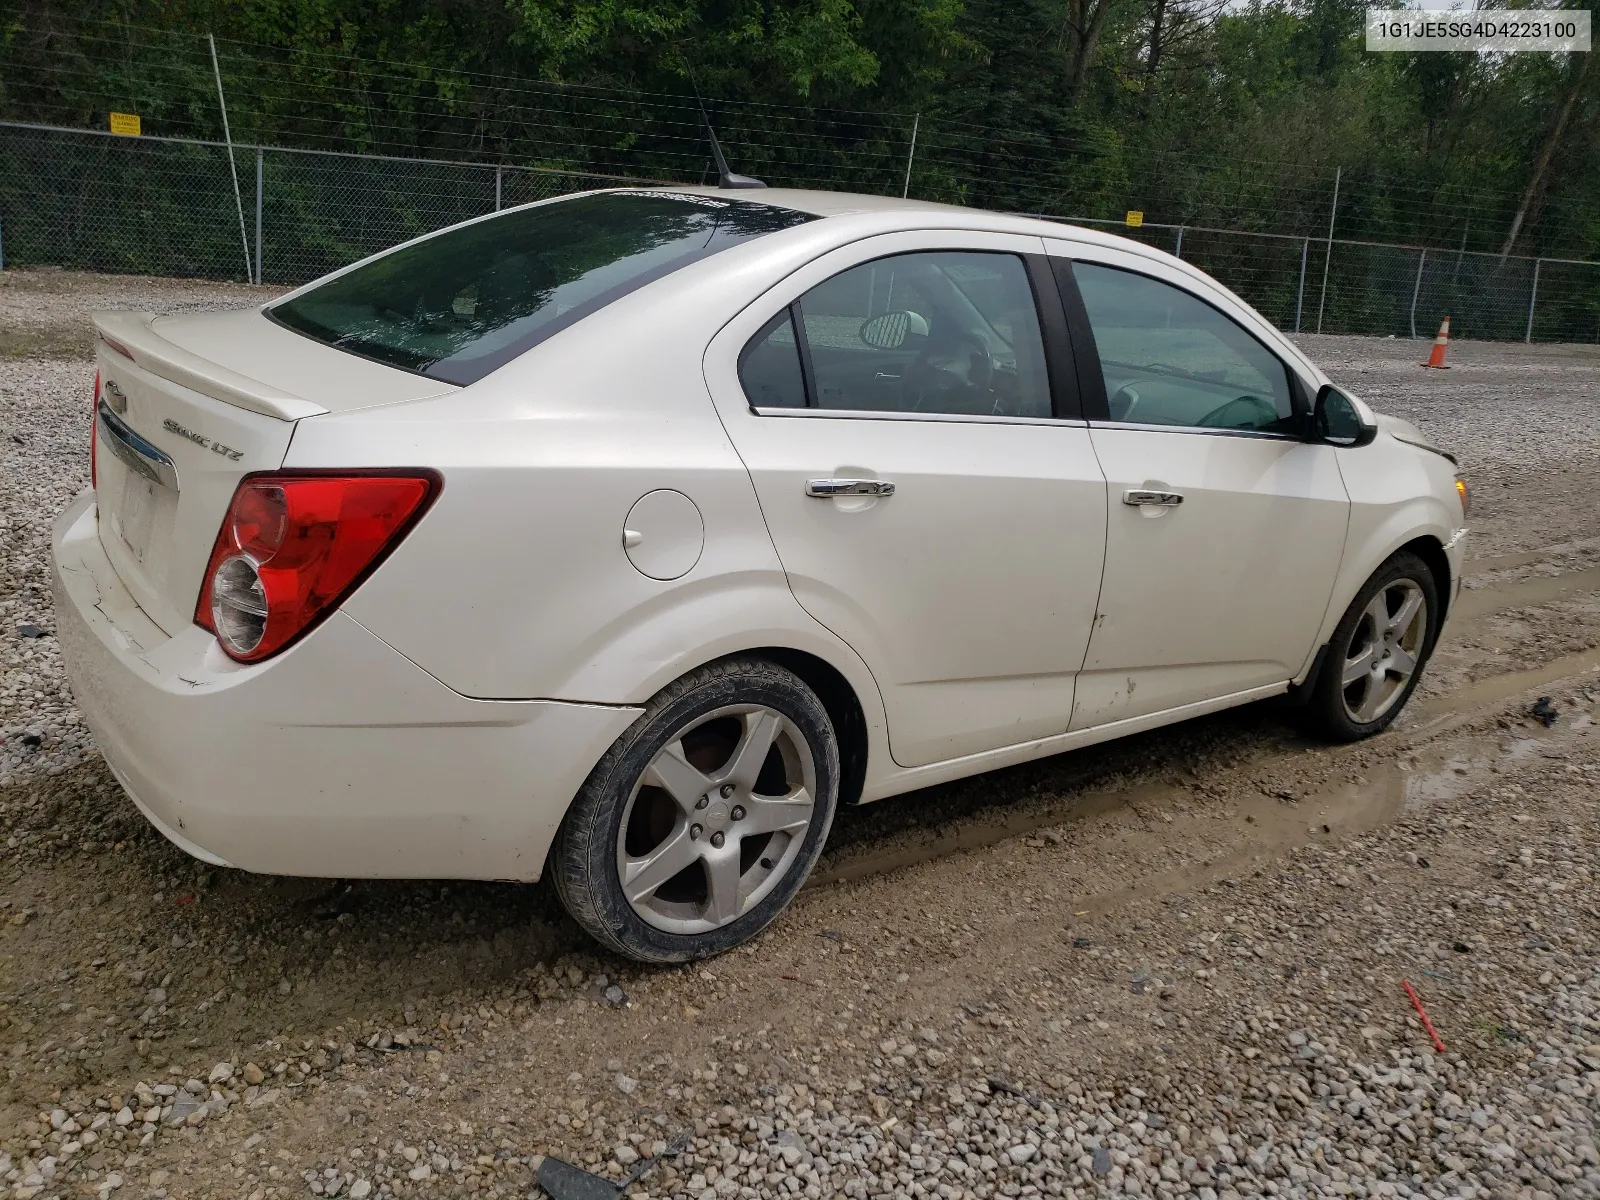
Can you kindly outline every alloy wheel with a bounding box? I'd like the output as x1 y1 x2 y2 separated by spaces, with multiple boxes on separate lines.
615 704 816 934
1339 578 1428 724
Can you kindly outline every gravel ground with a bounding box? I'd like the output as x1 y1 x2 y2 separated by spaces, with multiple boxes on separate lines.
0 271 275 360
1 356 93 787
1 270 1598 1200
0 272 279 785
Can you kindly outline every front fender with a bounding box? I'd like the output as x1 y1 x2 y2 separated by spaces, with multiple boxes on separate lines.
1309 435 1465 665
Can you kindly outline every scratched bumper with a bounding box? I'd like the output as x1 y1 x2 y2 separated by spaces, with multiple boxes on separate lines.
1443 526 1468 630
50 490 639 880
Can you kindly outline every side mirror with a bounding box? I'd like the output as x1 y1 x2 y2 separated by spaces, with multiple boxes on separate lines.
1314 384 1378 447
859 310 928 351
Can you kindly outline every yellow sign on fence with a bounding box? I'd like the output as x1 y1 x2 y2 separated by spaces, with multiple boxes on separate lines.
1125 210 1144 228
109 112 142 137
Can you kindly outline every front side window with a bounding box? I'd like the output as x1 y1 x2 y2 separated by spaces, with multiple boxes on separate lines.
271 191 815 386
738 251 1053 419
1072 263 1296 433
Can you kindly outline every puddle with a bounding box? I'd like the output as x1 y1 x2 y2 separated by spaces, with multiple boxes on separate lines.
809 783 1131 887
1504 737 1545 762
1412 644 1600 727
810 754 1406 892
808 563 1600 894
1469 541 1600 574
811 691 1588 894
1454 563 1600 623
808 729 1541 905
1397 748 1489 810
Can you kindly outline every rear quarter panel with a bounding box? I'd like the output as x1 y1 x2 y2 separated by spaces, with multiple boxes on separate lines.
282 255 889 745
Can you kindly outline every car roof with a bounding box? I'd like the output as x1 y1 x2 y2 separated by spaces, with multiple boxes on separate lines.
655 184 1165 256
665 185 974 219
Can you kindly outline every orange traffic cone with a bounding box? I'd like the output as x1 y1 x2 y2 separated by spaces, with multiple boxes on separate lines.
1422 316 1451 369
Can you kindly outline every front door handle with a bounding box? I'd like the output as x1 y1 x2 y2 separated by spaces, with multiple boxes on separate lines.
1123 489 1183 507
806 478 896 498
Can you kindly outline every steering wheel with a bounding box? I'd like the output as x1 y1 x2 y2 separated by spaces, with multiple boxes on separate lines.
1197 394 1280 430
1107 383 1142 422
901 332 996 413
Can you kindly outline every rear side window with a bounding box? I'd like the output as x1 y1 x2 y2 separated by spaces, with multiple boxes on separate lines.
270 192 815 386
737 251 1053 419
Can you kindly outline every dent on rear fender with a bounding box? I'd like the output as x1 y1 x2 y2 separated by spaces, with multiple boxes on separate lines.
552 577 888 713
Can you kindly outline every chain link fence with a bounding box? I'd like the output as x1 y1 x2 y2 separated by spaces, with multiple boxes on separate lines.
1054 217 1600 345
3 121 1597 343
0 121 645 285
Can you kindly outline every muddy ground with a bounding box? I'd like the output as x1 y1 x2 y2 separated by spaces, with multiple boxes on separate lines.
0 269 1597 1200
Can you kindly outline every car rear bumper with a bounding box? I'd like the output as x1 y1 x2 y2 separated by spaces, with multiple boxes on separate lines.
52 491 640 881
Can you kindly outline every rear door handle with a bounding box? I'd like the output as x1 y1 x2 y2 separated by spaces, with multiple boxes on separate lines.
1123 489 1183 507
806 478 896 498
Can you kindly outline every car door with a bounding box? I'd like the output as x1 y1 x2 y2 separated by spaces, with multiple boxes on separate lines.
705 231 1108 768
1045 243 1351 729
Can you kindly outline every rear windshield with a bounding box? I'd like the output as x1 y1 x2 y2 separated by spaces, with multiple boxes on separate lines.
269 191 816 385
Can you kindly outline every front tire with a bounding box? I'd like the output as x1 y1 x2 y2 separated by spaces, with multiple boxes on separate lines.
1303 550 1440 742
550 657 840 963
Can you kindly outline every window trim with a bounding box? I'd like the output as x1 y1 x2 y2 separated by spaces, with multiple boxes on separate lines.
1050 257 1111 423
788 301 818 405
750 406 1087 428
1022 253 1083 421
1097 420 1305 442
737 247 1080 424
1051 256 1313 438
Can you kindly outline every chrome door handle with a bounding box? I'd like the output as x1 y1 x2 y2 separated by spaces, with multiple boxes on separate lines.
806 478 896 498
97 402 180 491
1123 489 1183 507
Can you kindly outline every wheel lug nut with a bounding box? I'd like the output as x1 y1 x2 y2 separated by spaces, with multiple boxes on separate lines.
720 783 735 799
731 805 746 821
711 831 726 849
695 795 709 810
690 824 703 840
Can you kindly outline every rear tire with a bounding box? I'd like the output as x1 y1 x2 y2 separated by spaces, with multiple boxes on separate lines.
549 657 839 963
1302 550 1440 742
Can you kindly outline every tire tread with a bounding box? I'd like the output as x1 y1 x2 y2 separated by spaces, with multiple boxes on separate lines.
550 656 838 962
1301 550 1440 742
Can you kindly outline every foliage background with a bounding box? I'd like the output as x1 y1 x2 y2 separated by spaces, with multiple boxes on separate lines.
0 0 1596 259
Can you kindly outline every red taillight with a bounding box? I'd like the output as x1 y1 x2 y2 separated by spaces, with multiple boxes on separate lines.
195 471 440 663
91 370 100 489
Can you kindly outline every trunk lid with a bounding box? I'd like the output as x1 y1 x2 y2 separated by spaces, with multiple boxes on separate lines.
90 309 453 637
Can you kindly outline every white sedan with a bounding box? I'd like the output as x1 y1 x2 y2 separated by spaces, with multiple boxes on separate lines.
53 187 1468 961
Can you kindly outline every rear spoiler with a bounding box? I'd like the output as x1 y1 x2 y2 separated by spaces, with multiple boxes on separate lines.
93 312 328 423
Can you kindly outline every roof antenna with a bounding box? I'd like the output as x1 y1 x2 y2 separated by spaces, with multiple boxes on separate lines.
691 82 765 189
